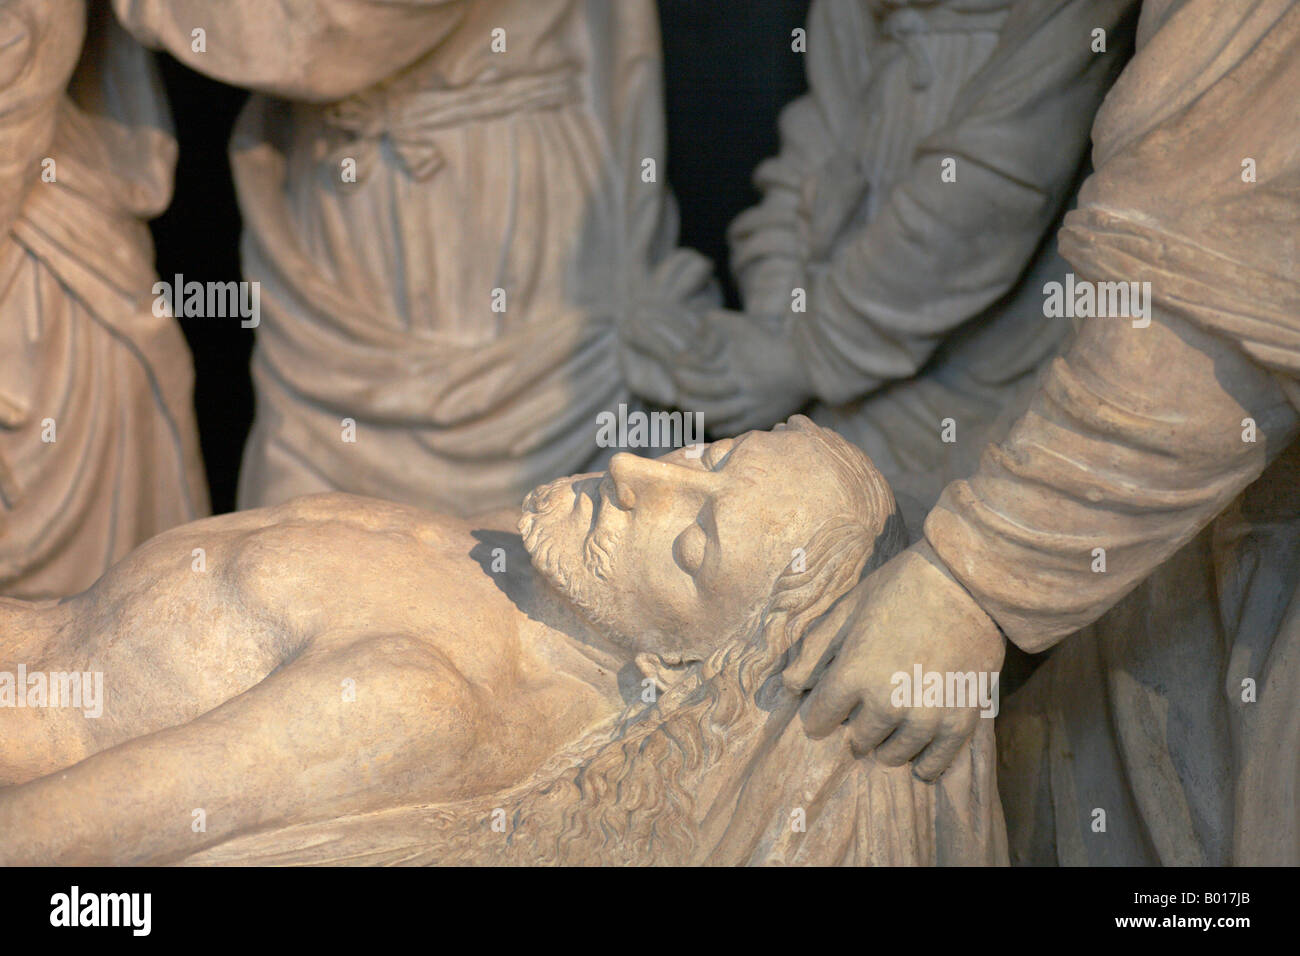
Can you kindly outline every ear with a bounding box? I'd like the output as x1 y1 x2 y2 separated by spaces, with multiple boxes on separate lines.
634 651 700 694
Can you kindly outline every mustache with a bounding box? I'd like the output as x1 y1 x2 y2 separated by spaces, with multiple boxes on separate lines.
584 520 617 582
521 477 620 581
519 477 628 641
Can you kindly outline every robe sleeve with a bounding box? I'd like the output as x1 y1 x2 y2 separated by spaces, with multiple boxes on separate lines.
925 304 1299 652
731 0 1137 406
726 0 881 319
585 1 718 328
924 0 1300 651
111 0 466 101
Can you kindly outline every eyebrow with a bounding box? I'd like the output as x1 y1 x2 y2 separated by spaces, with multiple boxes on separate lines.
705 433 751 470
681 434 755 578
695 445 752 575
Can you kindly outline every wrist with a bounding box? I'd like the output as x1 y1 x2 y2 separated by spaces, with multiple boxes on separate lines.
905 539 1004 644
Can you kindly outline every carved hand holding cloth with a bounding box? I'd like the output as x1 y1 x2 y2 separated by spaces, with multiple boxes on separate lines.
925 0 1300 865
926 0 1300 648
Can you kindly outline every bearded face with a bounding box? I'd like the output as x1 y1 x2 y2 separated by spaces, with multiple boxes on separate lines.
520 472 635 645
519 429 860 662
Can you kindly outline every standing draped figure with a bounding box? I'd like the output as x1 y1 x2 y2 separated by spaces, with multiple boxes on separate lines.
624 0 1139 531
923 0 1300 864
113 0 715 517
0 0 207 599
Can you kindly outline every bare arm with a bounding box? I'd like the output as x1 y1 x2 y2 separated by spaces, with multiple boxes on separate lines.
0 633 476 865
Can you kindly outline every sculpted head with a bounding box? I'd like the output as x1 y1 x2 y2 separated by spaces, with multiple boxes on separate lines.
519 415 902 665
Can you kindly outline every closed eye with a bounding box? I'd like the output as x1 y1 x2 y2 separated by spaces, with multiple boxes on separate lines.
673 523 707 576
703 437 740 471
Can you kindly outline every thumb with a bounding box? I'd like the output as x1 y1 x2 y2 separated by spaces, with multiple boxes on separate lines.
622 350 676 407
782 595 856 693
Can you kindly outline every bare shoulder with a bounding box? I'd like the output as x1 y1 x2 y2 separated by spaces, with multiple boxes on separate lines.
285 631 489 802
261 492 448 537
321 631 481 711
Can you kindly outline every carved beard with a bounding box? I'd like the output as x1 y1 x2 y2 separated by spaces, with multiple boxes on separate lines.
519 477 629 643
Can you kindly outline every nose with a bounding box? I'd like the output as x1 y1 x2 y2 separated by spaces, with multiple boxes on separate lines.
607 452 717 509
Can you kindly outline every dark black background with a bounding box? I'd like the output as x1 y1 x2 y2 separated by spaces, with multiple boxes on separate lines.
7 864 1277 941
150 0 811 514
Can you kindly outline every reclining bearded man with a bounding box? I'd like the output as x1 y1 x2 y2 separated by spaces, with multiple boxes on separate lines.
0 417 1004 866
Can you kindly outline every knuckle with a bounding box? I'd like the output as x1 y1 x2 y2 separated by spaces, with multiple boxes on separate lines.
875 748 909 767
913 760 941 782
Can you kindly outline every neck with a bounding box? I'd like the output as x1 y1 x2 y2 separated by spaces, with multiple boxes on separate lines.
499 551 633 713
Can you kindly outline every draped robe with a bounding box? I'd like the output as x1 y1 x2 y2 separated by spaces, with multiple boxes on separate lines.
922 0 1300 865
0 3 207 599
728 0 1139 530
114 0 715 517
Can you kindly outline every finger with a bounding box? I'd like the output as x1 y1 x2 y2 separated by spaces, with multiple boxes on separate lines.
799 669 861 739
669 252 715 296
675 362 742 401
621 313 691 359
912 710 980 782
653 248 714 294
782 596 856 692
671 351 731 383
620 350 676 407
628 300 703 354
873 713 941 768
846 704 897 757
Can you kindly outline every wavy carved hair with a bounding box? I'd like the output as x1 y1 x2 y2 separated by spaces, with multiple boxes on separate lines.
434 416 906 864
